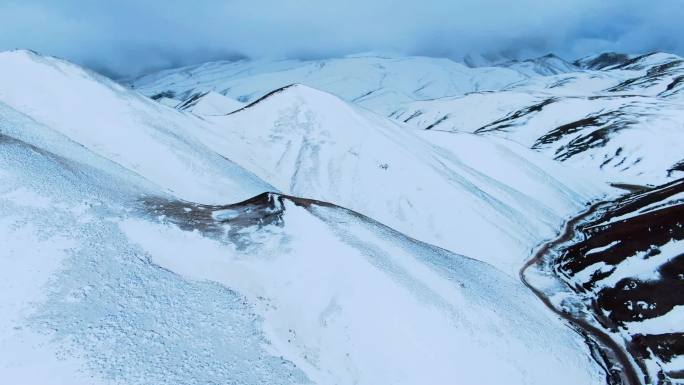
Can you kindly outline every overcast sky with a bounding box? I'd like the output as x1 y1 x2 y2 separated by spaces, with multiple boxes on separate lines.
1 0 683 78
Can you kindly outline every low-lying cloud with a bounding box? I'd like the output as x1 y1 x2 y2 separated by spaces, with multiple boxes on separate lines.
1 0 683 77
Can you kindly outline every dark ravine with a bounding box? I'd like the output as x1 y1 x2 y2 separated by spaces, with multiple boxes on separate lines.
520 200 643 385
559 179 684 384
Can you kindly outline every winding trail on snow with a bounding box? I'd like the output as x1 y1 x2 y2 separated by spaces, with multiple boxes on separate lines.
520 200 642 385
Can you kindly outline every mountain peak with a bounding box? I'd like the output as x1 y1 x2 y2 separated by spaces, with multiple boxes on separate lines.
0 48 48 65
4 48 40 56
573 52 632 69
230 83 347 115
0 49 73 69
611 51 683 70
501 53 578 76
0 48 119 91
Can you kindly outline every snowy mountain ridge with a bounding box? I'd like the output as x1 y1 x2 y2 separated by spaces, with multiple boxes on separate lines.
199 82 610 275
0 49 614 385
130 50 684 384
5 47 684 384
387 52 684 185
499 53 580 76
133 50 684 188
130 54 530 115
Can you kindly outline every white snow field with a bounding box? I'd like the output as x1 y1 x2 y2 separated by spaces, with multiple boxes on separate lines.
0 49 611 384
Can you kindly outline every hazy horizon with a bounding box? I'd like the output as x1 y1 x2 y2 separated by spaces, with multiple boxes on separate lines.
2 0 683 78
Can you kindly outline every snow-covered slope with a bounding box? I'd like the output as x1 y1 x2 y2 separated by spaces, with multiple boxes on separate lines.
574 52 633 70
176 90 244 115
501 54 580 76
126 193 606 385
0 52 607 384
393 53 684 185
0 147 606 385
130 54 528 115
396 92 684 184
390 90 540 131
195 84 610 275
599 52 684 98
0 50 613 274
0 50 272 203
131 51 684 188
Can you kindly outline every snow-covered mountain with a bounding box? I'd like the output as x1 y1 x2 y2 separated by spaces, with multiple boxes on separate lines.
391 52 684 185
574 52 634 70
0 50 613 385
0 50 272 204
4 50 613 274
129 51 684 384
0 108 607 385
500 54 580 76
133 51 684 188
130 54 529 115
200 83 610 275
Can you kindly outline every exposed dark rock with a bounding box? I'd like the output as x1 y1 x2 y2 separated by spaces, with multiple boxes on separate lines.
475 97 557 133
150 90 176 100
575 53 632 70
556 179 684 383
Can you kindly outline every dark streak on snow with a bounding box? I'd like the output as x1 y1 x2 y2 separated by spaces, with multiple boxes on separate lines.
475 97 557 134
607 58 684 94
424 114 449 130
176 91 209 110
138 192 339 247
531 111 639 163
226 84 298 115
667 159 684 177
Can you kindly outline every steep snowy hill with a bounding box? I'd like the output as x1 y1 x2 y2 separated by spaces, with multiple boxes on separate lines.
129 54 528 115
0 50 613 274
131 51 684 188
175 90 245 115
0 58 606 383
0 50 272 204
197 84 610 275
0 159 607 385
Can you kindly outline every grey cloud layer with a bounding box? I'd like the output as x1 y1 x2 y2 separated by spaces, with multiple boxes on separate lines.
1 0 683 77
